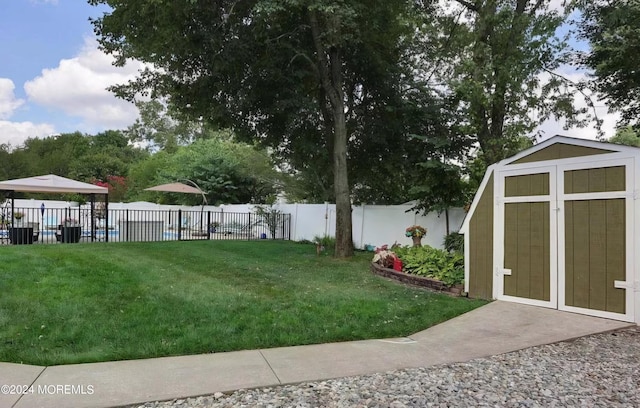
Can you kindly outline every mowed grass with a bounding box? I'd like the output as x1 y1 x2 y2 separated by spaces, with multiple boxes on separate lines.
0 241 487 366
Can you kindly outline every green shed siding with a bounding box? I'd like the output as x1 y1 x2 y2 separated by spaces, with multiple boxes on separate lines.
503 202 551 301
505 173 550 197
564 166 626 194
564 199 626 314
510 143 614 165
468 173 494 299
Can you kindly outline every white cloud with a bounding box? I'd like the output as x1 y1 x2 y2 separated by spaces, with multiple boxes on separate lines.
24 38 143 130
0 79 25 120
0 121 55 147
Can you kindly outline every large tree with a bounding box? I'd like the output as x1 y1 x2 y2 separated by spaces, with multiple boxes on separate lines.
90 0 419 257
579 0 640 128
128 135 279 205
432 0 590 165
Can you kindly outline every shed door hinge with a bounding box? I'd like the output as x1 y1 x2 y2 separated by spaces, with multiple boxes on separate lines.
495 267 512 277
614 280 640 292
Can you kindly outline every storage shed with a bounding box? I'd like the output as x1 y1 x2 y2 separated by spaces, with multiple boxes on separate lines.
460 136 639 323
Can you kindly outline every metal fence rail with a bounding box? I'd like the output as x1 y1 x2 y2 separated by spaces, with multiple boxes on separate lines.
0 206 291 245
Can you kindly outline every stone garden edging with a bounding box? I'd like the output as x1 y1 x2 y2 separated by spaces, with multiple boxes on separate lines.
370 262 464 296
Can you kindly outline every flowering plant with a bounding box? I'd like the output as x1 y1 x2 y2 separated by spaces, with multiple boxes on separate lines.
405 225 426 238
63 218 80 227
372 245 399 269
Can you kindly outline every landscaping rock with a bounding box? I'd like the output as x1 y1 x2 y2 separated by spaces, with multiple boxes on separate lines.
135 327 639 408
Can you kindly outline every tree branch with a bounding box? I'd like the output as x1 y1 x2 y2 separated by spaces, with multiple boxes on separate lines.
308 9 341 109
541 65 604 139
454 0 478 12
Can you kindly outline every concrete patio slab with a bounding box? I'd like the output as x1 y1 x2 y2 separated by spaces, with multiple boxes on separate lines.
260 337 423 384
409 301 632 357
5 301 636 408
14 350 279 408
0 363 43 408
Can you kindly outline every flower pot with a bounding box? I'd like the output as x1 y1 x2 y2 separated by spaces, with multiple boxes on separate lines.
411 236 422 247
61 226 82 243
9 227 33 245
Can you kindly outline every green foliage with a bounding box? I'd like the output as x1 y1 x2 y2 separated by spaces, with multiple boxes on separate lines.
89 0 438 257
579 0 640 128
0 131 147 202
434 1 591 164
444 232 464 254
313 235 336 256
254 203 284 239
608 127 640 147
128 134 279 205
395 245 464 286
126 100 215 153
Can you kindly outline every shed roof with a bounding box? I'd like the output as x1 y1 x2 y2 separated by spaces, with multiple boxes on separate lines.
501 135 639 166
459 135 640 234
0 174 108 195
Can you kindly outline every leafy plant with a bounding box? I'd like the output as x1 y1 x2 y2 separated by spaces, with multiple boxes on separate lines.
444 232 464 254
254 204 284 239
13 212 24 220
313 235 336 256
394 245 464 286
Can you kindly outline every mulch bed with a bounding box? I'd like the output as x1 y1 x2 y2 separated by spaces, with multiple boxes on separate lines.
370 262 464 296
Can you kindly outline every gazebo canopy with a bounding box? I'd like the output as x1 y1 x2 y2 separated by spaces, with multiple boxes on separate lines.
0 174 108 195
144 182 204 195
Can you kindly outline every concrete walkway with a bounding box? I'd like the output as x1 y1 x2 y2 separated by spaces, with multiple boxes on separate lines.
2 301 633 408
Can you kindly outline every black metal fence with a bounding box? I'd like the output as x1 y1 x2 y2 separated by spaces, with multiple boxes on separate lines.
0 206 291 245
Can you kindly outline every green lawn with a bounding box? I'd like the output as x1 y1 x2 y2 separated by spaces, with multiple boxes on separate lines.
0 241 487 366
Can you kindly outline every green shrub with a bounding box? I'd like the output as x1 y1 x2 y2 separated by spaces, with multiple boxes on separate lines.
444 232 464 254
394 245 464 286
313 235 336 255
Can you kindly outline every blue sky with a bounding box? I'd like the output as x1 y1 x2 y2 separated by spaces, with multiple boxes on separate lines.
0 0 619 148
0 0 141 146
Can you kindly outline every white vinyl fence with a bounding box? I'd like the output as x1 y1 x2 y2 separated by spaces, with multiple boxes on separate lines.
6 199 465 250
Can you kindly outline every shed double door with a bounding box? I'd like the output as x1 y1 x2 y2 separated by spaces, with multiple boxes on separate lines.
496 159 635 322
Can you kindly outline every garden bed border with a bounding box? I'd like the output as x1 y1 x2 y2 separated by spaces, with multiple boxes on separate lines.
370 262 464 296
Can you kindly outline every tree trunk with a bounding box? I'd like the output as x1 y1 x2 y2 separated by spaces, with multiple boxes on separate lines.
309 10 354 258
332 94 354 258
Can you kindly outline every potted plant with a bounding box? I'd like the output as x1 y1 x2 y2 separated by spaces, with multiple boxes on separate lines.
13 211 24 225
9 212 34 244
405 225 427 247
59 218 82 243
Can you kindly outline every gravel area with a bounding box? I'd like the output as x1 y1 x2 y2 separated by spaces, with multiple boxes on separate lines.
135 327 639 408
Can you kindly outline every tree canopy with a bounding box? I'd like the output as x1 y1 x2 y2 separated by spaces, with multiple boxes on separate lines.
130 135 279 205
579 0 640 128
90 0 429 257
